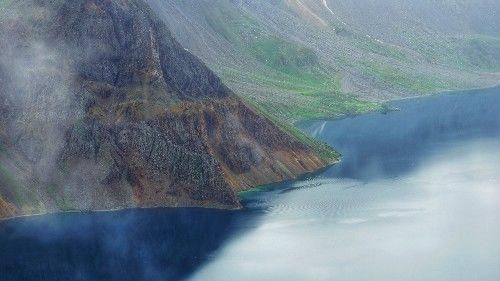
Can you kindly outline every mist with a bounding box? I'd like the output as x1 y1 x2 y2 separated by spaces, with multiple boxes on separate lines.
0 207 262 281
0 2 89 214
190 139 500 281
1 42 74 177
187 87 500 280
0 1 499 280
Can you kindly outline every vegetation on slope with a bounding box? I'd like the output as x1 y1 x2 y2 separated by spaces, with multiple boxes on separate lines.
241 96 340 162
415 35 500 72
201 0 379 123
223 66 378 122
153 0 499 124
359 62 461 93
192 0 375 157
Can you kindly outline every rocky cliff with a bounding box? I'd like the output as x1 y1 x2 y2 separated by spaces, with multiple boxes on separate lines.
0 0 333 219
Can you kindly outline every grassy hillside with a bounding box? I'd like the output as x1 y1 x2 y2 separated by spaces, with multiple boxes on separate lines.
141 0 499 162
148 0 499 126
196 0 378 123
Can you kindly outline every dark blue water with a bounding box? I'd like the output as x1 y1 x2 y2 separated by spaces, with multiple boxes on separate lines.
0 208 261 281
1 87 500 281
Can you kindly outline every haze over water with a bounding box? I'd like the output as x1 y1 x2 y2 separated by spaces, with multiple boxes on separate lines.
190 87 500 280
1 87 499 280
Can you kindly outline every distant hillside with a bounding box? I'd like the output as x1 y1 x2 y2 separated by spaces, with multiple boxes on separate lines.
146 0 500 123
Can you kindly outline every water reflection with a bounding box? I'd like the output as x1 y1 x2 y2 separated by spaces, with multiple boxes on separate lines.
190 87 500 280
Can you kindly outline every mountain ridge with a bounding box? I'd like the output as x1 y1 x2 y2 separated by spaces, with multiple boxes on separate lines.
0 0 335 219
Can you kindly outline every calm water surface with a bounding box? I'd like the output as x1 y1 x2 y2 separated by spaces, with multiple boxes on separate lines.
1 87 500 280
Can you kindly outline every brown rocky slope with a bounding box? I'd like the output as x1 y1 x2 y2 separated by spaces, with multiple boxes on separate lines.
0 0 335 219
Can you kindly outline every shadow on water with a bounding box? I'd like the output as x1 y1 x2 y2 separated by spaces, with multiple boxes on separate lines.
0 207 264 281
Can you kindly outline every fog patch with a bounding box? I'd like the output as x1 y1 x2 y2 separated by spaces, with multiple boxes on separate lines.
2 42 75 178
0 1 83 196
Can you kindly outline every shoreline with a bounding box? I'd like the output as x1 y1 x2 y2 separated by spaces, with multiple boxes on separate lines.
294 84 500 126
0 202 242 224
0 159 340 224
3 85 498 224
238 162 337 201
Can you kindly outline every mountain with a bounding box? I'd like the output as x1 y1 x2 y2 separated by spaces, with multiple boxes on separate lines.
145 0 500 123
0 0 336 219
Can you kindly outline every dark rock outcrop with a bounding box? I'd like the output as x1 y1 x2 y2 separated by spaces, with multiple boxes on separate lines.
0 0 332 219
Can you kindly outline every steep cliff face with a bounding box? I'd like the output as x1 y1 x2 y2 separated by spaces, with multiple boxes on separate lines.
0 0 333 219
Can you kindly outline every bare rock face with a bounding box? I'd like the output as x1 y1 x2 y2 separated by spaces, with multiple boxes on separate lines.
0 0 331 219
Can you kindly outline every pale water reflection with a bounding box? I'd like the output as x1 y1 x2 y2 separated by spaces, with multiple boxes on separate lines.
1 88 499 281
190 88 500 281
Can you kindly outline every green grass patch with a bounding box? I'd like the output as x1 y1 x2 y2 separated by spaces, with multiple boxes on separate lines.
360 62 459 93
249 36 319 75
203 0 323 76
223 65 379 122
241 95 343 163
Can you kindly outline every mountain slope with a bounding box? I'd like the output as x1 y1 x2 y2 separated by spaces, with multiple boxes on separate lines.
146 0 500 123
0 0 335 219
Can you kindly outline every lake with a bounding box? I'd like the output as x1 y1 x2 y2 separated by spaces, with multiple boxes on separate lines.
1 87 500 280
